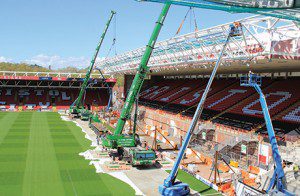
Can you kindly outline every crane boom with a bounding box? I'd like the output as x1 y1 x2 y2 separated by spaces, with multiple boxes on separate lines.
70 10 116 114
113 3 170 135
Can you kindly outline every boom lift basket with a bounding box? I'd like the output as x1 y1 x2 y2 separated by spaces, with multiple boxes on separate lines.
240 73 262 87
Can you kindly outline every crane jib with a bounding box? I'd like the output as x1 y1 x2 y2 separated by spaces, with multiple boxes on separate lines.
71 11 116 111
113 3 171 135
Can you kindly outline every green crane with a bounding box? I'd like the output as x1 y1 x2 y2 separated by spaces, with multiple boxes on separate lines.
100 4 171 165
70 10 116 120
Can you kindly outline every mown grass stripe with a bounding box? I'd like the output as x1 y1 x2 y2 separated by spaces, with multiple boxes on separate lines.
166 169 221 195
1 112 135 196
0 112 31 195
0 112 20 145
22 112 65 196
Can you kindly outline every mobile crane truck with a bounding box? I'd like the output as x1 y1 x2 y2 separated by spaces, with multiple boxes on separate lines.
69 11 116 120
99 4 172 166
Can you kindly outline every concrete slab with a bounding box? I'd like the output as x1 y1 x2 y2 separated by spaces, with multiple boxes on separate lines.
125 168 169 196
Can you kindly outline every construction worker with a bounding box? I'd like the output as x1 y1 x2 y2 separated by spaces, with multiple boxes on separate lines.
96 135 100 145
229 22 242 36
293 164 299 177
248 71 253 83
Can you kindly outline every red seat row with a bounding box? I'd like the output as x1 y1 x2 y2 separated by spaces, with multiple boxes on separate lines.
0 88 109 110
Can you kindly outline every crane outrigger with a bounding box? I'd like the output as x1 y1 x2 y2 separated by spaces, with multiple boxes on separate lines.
69 10 116 120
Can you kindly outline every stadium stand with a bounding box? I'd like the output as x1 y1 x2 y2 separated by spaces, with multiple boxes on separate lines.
0 88 110 111
229 78 300 118
282 105 300 123
0 72 115 111
138 77 300 135
204 78 273 111
172 79 235 106
141 79 187 100
155 79 203 103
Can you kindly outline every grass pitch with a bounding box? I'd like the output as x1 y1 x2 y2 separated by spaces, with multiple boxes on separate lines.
0 112 135 196
166 170 221 195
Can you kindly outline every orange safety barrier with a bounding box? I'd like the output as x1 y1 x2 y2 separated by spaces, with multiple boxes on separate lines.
206 157 213 166
223 187 235 196
243 178 256 187
248 165 260 175
201 155 208 164
159 129 169 137
219 182 232 192
241 170 250 179
218 163 230 173
229 160 238 168
110 119 117 124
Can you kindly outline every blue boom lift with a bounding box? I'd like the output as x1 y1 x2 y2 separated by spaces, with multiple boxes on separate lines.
240 73 294 196
159 23 242 196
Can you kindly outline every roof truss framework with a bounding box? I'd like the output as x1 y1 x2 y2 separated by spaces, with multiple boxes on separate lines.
96 15 300 75
139 0 300 22
0 71 109 78
0 79 112 89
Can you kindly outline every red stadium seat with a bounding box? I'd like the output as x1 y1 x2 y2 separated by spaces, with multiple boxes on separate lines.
0 87 110 111
229 78 300 118
172 79 235 106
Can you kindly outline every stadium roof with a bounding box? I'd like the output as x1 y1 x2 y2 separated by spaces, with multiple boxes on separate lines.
0 71 115 88
138 0 300 22
96 15 300 75
0 71 109 79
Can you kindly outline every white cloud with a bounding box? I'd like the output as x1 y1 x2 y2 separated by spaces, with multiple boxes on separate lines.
0 54 106 70
21 54 91 69
0 56 13 63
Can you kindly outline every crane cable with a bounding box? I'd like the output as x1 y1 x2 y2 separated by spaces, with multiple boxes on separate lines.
192 8 199 32
82 12 117 109
95 13 117 111
105 13 117 59
175 7 199 36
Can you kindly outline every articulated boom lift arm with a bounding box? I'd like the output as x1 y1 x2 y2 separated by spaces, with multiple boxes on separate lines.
71 11 116 110
159 23 242 196
241 74 293 195
113 3 171 135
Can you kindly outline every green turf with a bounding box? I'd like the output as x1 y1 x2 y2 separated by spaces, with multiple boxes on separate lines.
0 112 135 196
166 169 221 195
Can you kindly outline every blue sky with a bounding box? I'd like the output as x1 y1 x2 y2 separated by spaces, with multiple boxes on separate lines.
0 0 250 69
